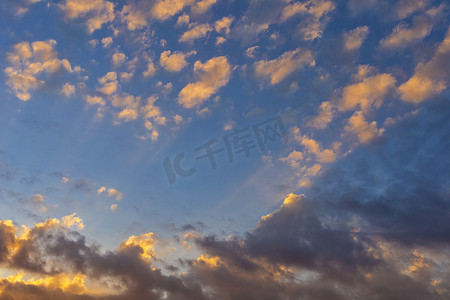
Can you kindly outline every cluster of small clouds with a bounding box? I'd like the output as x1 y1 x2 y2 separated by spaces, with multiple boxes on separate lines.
178 56 231 108
97 186 122 211
59 0 115 33
4 40 78 101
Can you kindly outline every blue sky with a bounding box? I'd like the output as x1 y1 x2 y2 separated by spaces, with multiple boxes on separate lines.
0 0 449 299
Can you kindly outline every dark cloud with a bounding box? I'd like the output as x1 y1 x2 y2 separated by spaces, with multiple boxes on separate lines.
0 221 205 300
313 98 450 246
187 98 450 299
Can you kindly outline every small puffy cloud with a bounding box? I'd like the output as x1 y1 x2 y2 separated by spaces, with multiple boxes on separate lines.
280 0 335 40
254 48 314 85
157 81 173 95
2 0 43 17
191 0 217 14
59 0 115 33
215 16 234 35
107 188 123 201
111 204 118 211
215 36 226 45
344 26 369 51
110 93 142 123
178 56 231 108
61 83 75 97
381 20 431 49
396 0 430 19
29 194 48 213
120 71 134 81
85 95 105 107
246 46 259 58
150 130 159 141
179 24 213 43
118 108 138 122
98 186 123 201
121 232 157 261
97 71 118 95
5 40 73 101
345 110 384 143
151 0 194 21
159 50 195 72
112 51 127 66
61 213 84 230
399 27 450 103
120 4 148 30
280 150 304 168
177 13 190 26
30 193 44 204
88 39 98 47
339 73 396 113
294 133 336 163
353 64 375 81
307 101 334 129
141 95 162 119
174 114 183 124
143 58 156 77
101 37 113 48
381 6 443 49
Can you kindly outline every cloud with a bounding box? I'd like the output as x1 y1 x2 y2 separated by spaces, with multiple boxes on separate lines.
59 0 115 33
254 48 315 85
398 27 450 103
345 110 384 143
307 101 334 129
110 204 118 211
2 0 43 16
381 5 444 49
61 213 84 230
119 0 214 30
118 108 138 122
246 46 259 58
97 71 118 95
143 57 156 77
280 150 304 168
191 0 217 14
280 0 335 40
293 129 336 163
112 51 128 66
29 194 47 213
85 95 105 107
396 0 430 19
214 16 234 35
177 13 190 26
179 24 213 43
159 50 195 72
178 56 231 108
344 26 369 51
338 73 396 113
4 40 74 101
190 103 450 297
61 83 75 97
97 186 123 200
151 0 194 21
101 36 113 48
215 36 226 45
0 218 206 299
120 3 149 30
1 100 450 300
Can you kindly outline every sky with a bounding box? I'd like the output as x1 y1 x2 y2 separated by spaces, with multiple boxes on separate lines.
0 0 449 299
